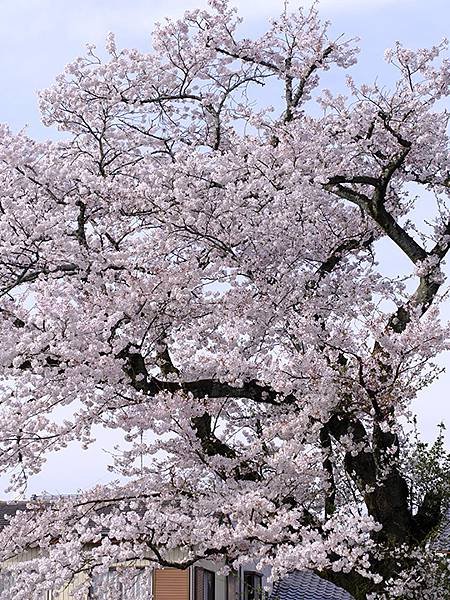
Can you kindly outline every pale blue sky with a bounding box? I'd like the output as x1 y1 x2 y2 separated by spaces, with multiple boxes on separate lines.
0 0 449 497
1 0 449 138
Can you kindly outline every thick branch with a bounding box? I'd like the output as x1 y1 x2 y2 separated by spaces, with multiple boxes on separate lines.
324 181 427 264
327 413 413 543
319 426 336 517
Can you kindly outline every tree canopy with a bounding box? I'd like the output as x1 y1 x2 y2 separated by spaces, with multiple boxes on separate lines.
1 1 450 598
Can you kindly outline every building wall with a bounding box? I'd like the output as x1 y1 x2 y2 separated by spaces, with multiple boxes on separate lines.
1 551 267 599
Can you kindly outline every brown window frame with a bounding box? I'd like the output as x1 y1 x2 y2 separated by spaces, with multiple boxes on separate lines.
194 566 215 600
226 570 238 600
203 568 215 600
243 571 264 600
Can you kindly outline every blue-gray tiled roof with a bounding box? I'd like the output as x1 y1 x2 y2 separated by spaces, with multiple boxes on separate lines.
429 506 450 552
270 570 354 600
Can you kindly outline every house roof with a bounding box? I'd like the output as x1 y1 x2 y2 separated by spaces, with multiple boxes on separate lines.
270 505 450 600
429 506 450 552
0 501 29 529
270 570 354 600
1 500 449 598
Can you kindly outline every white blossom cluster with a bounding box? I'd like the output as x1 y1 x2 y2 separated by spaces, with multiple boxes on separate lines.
0 1 450 598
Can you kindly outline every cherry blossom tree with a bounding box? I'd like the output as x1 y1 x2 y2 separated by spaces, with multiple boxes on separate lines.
1 1 450 597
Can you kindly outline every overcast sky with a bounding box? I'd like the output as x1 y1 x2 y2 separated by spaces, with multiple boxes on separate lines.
1 0 449 498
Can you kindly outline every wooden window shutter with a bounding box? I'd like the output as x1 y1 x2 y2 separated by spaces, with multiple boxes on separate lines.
153 567 189 600
194 566 204 600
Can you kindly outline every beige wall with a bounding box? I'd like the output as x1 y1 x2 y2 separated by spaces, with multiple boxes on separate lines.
1 551 265 599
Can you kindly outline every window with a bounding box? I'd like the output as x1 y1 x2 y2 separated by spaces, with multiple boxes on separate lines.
194 567 215 600
203 569 215 600
226 571 238 600
244 572 263 600
0 571 54 599
0 571 12 594
89 567 151 599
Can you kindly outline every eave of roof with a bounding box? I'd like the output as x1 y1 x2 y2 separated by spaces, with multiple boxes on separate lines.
270 570 354 600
